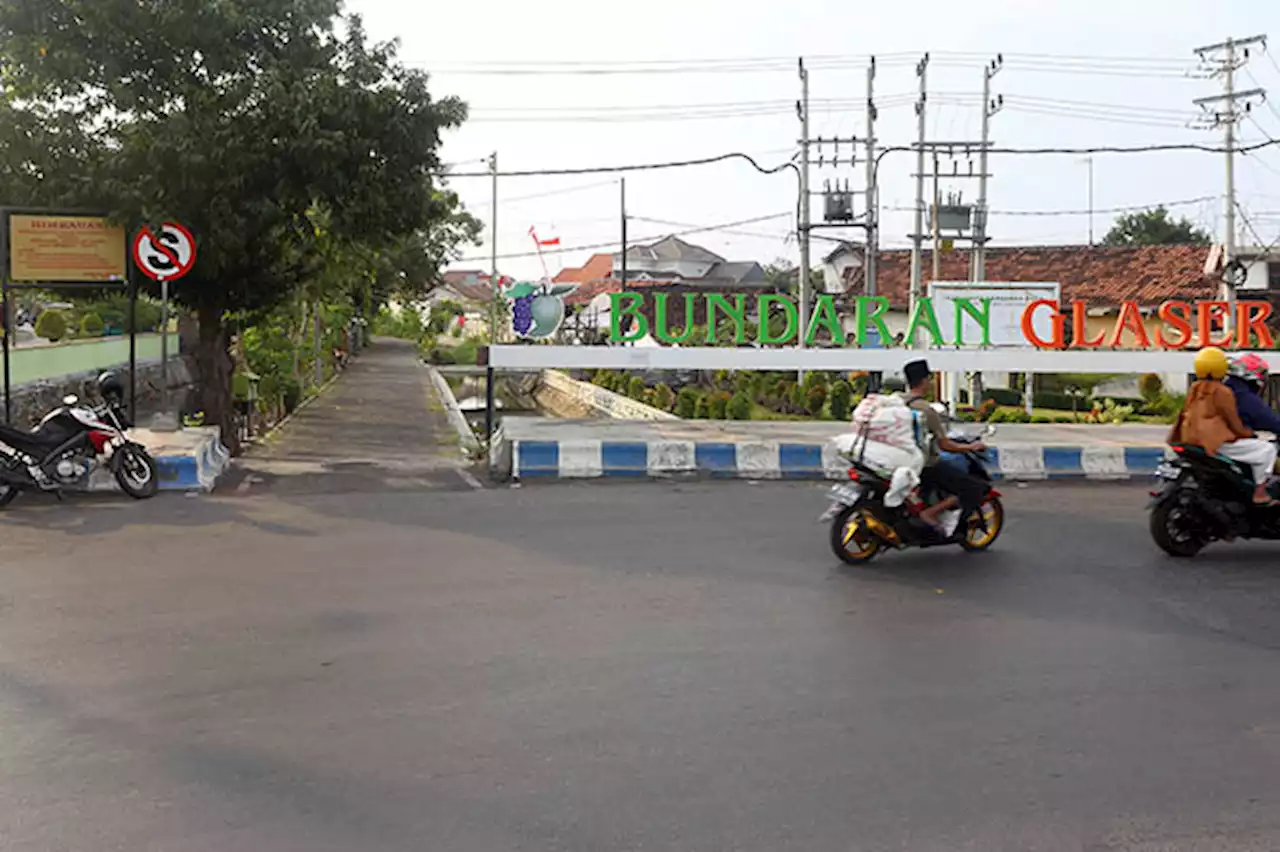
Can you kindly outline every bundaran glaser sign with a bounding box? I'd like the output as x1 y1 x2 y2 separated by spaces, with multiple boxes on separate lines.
602 292 1280 350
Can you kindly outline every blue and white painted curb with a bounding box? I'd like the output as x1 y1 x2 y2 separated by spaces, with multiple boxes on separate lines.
509 440 1169 482
87 430 232 493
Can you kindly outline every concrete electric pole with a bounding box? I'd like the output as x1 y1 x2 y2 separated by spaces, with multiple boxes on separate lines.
972 55 1002 284
1193 35 1266 319
907 53 929 347
488 150 499 345
797 58 812 348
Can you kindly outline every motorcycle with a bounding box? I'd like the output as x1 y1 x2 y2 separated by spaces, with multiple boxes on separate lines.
821 408 1003 565
0 371 159 506
1147 437 1280 556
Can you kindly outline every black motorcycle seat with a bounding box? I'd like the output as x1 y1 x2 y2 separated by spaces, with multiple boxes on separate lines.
1172 444 1251 476
0 421 67 455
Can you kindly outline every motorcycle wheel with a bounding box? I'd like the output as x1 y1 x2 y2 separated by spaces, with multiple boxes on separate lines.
114 445 159 499
959 496 1004 552
829 505 882 565
1149 498 1204 557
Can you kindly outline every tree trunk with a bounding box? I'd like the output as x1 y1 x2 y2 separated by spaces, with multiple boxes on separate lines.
194 302 239 454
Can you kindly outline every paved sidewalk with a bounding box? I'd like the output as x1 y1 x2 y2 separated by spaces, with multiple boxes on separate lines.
233 338 477 495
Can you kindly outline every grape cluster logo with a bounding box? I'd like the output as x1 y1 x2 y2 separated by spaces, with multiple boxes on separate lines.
505 280 578 340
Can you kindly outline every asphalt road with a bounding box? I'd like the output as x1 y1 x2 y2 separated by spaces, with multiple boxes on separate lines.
3 475 1280 851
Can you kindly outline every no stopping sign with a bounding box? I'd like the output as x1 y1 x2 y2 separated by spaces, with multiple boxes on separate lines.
132 222 196 281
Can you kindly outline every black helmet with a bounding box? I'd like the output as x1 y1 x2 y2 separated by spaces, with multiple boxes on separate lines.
97 371 124 402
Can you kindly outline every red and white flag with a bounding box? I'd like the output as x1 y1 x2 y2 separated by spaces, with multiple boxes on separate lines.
529 226 560 248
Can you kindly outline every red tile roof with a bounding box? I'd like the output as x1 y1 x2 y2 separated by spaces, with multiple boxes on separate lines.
554 253 614 284
844 244 1216 308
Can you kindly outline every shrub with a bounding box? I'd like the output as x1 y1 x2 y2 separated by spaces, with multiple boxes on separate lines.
451 339 479 366
78 311 105 337
1031 390 1078 411
1143 391 1185 420
35 309 68 342
694 394 711 419
981 387 1022 406
976 399 998 422
990 408 1031 424
652 383 675 411
675 387 700 418
708 392 731 420
802 371 829 392
1030 414 1052 424
828 380 854 421
1138 372 1164 402
627 376 646 400
713 369 732 389
789 384 806 414
727 391 752 420
805 384 828 417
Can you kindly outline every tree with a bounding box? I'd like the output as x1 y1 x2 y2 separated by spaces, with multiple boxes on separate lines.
0 2 478 448
79 311 105 337
1102 206 1212 247
35 309 67 342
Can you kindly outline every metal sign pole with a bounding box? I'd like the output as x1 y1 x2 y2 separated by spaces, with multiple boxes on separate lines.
160 276 169 413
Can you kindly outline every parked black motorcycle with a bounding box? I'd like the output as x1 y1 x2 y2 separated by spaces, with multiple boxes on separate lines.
1148 441 1280 556
821 419 1004 565
0 371 158 506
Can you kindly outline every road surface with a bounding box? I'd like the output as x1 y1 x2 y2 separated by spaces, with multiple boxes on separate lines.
1 342 1279 850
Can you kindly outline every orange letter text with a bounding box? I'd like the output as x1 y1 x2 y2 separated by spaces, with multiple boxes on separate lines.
1197 300 1233 348
1021 299 1065 349
1236 300 1275 350
1070 300 1106 348
1155 300 1193 349
1107 300 1151 348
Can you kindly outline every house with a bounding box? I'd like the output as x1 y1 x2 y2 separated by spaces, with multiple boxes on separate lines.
1217 244 1280 293
614 235 766 288
428 269 497 308
821 241 863 295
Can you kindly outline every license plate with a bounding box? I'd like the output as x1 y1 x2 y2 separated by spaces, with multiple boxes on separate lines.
829 484 863 504
1154 462 1180 480
818 485 863 521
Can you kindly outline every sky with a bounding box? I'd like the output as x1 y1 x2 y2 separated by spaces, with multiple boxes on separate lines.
346 0 1280 282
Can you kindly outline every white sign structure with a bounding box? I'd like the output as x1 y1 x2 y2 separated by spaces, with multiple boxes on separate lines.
928 281 1061 348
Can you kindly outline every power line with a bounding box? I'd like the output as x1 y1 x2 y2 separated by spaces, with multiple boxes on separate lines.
456 213 793 262
440 139 1280 179
884 195 1219 216
463 179 621 207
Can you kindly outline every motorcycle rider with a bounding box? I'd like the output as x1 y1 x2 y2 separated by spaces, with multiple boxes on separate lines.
1225 353 1280 435
902 358 987 532
1168 347 1277 506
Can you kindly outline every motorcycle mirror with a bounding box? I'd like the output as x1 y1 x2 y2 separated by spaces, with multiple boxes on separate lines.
62 394 78 406
984 424 998 437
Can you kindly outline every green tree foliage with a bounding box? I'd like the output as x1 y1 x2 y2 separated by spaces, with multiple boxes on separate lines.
1138 372 1164 402
693 394 710 419
78 311 105 337
0 1 480 447
652 383 675 412
627 376 646 400
805 385 828 417
727 391 752 420
828 380 854 421
675 387 699 418
1102 207 1211 247
34 309 67 342
708 392 730 420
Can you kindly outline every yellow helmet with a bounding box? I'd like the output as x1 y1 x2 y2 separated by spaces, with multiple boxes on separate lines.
1194 346 1229 380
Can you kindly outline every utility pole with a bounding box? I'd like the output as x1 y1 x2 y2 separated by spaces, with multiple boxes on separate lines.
865 57 881 391
864 57 877 304
488 151 499 345
972 55 1002 284
1082 157 1095 245
931 150 942 283
485 150 497 472
1194 35 1266 322
797 58 812 348
620 177 627 291
908 53 929 348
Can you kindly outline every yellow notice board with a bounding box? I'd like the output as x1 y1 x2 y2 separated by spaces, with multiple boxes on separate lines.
8 214 128 282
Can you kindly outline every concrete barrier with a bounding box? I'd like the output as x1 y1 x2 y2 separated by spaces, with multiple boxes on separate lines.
509 439 1169 482
538 370 678 421
84 426 231 493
